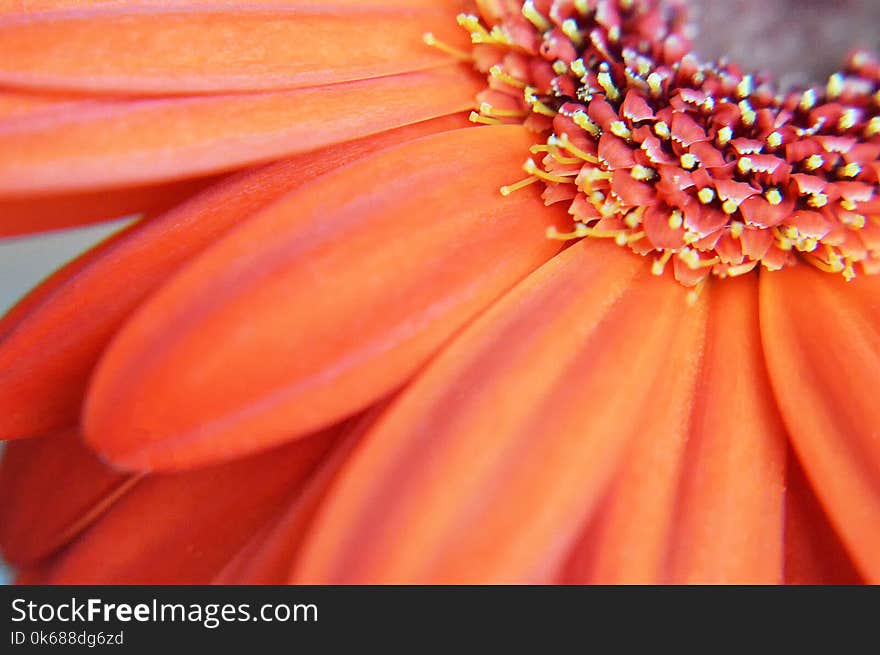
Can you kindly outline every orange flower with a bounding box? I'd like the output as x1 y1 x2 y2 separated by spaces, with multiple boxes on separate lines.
0 0 878 584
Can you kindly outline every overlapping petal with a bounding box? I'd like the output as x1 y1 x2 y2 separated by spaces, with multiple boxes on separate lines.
0 114 469 440
84 125 567 471
0 1 470 94
0 65 481 195
760 267 880 581
290 240 712 583
35 426 343 584
783 452 863 584
665 277 787 583
563 276 786 584
0 430 133 564
0 177 218 237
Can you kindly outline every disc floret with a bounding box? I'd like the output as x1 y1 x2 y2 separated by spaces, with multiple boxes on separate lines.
459 0 880 286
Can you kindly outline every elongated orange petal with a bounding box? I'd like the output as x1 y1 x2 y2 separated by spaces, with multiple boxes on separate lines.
40 429 339 584
0 114 470 440
291 240 711 584
0 429 132 565
0 65 481 195
0 2 469 94
84 125 566 471
760 267 880 582
0 89 87 120
665 276 787 583
0 176 217 237
557 298 708 584
0 0 459 12
213 403 386 584
783 450 863 584
564 278 786 584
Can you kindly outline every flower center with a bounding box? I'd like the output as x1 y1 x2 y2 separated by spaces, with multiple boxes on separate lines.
447 0 880 287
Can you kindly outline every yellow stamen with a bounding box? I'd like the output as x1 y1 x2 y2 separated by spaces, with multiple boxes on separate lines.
521 1 551 32
489 65 526 89
422 33 472 61
500 175 538 196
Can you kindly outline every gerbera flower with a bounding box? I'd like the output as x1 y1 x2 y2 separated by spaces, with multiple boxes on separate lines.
0 0 878 584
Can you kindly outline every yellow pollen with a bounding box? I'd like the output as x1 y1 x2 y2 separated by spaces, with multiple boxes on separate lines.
800 88 817 111
808 193 829 208
840 198 858 211
652 250 673 276
570 58 587 79
826 72 844 99
552 60 569 76
422 33 472 61
561 19 584 47
524 87 557 117
730 221 745 238
574 0 589 13
572 110 602 137
610 121 631 139
722 199 739 215
686 278 708 306
552 133 601 164
468 111 502 126
668 210 684 230
868 116 880 137
717 125 733 145
489 65 526 89
647 72 663 97
766 131 783 148
499 175 538 196
680 153 699 170
698 187 716 204
738 100 756 126
840 162 862 178
654 121 671 139
479 102 527 118
737 157 753 174
521 1 551 32
736 75 753 99
598 70 621 101
631 165 656 181
838 109 858 131
804 154 824 170
765 188 783 205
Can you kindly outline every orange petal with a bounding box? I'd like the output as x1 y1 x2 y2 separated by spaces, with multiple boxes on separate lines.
665 276 787 583
760 267 880 582
40 428 340 584
0 1 469 94
558 300 708 584
0 64 481 195
564 278 786 584
84 125 566 472
0 114 470 440
0 429 133 565
783 450 863 584
0 89 87 120
213 403 387 584
291 240 710 584
0 176 217 237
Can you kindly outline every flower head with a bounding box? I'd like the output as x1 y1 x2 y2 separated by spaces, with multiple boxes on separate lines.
0 0 878 585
